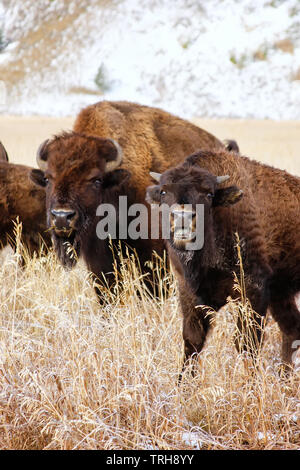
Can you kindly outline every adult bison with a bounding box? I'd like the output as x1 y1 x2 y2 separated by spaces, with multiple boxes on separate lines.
29 101 226 291
0 141 50 259
146 148 300 371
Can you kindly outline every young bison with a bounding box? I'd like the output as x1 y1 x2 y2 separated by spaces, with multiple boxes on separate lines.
146 148 300 372
0 141 50 258
29 101 227 290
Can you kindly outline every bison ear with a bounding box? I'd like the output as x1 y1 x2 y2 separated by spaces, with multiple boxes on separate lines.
30 169 47 187
213 186 243 207
102 168 131 189
224 139 240 153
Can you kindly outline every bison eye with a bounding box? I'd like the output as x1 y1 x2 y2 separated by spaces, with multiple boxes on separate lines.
93 178 103 187
207 193 213 199
160 190 166 196
44 174 53 185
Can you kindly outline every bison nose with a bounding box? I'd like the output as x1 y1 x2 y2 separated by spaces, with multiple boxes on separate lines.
51 209 76 229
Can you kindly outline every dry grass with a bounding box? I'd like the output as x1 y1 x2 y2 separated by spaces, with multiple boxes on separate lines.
0 117 299 449
0 225 299 450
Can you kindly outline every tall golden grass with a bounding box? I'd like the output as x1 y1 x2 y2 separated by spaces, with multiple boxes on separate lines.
0 117 299 449
0 223 299 450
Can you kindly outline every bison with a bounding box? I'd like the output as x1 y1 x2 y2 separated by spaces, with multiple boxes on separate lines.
146 147 300 372
29 101 227 292
0 141 50 259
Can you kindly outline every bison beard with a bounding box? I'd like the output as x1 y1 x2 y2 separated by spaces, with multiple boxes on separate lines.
51 230 79 268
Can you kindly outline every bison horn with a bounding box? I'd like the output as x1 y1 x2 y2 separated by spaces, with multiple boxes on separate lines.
0 141 8 161
36 139 49 172
216 175 230 184
149 172 162 182
105 139 123 173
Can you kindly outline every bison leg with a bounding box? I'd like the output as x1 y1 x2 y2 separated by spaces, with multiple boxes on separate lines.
183 306 211 361
178 286 212 379
269 294 300 368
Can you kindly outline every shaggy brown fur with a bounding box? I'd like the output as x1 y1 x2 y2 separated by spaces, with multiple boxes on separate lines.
146 148 300 371
30 101 225 291
0 142 50 257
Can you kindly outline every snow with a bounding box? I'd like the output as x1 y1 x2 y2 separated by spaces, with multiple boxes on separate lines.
0 0 300 119
181 431 203 449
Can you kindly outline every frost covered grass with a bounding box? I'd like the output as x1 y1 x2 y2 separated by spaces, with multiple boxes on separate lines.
0 227 299 450
0 116 299 449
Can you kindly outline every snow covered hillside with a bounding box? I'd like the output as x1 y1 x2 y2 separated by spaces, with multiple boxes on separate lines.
0 0 300 119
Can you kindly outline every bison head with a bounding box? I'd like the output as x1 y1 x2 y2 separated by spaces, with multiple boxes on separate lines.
30 132 130 268
146 161 243 251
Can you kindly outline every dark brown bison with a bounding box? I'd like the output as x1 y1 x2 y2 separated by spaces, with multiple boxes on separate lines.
29 101 226 291
146 148 300 372
0 141 50 259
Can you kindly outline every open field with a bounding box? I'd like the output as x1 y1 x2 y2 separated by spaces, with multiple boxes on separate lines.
0 117 299 450
1 115 300 175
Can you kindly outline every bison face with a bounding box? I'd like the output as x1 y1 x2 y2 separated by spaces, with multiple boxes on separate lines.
30 132 130 268
146 167 243 251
